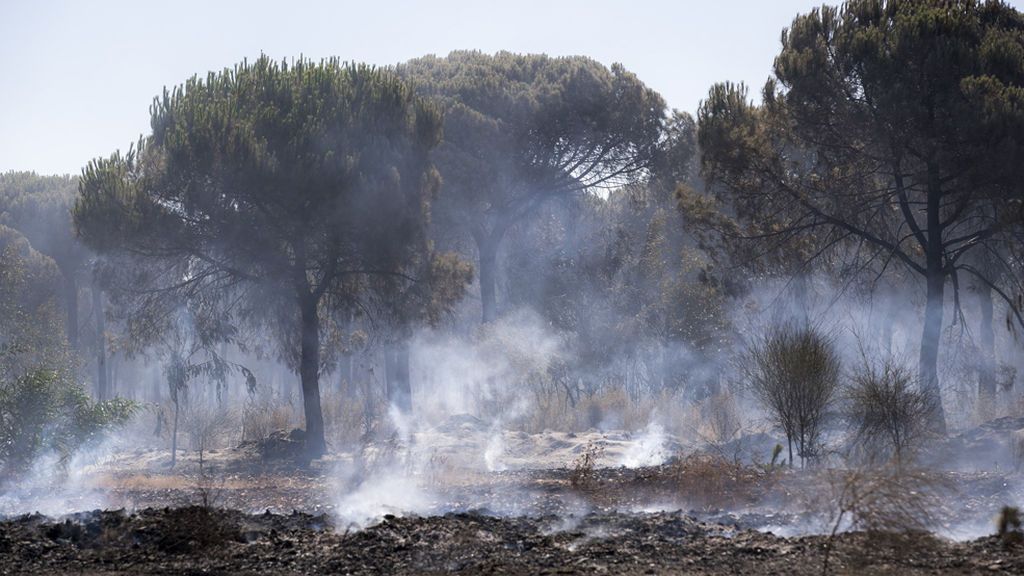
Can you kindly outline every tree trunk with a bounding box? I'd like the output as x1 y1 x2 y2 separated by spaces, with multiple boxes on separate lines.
919 162 947 433
63 273 78 351
92 283 108 401
171 398 179 468
920 189 947 433
477 236 499 323
919 270 946 431
977 279 997 412
299 295 326 458
792 272 810 325
386 341 412 414
109 352 118 398
338 352 352 395
880 292 897 356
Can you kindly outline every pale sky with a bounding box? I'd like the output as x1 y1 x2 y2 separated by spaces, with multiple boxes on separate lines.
3 0 1022 176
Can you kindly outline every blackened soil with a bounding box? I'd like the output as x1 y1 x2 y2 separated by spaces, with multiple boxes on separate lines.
1 507 1022 575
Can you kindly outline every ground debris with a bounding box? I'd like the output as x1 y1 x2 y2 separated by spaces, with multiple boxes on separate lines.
0 507 1022 575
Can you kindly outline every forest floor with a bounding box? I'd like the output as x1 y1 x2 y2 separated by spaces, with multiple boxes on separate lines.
1 414 1024 574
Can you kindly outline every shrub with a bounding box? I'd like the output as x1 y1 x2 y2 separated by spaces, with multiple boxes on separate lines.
0 368 136 479
997 506 1023 544
568 440 604 491
670 452 771 510
181 399 236 466
745 324 840 467
844 358 937 467
822 466 949 574
696 390 742 447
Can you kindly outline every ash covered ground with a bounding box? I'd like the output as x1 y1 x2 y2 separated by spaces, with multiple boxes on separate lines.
2 415 1024 575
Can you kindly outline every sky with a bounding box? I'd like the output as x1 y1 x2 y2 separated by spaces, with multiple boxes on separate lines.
3 0 1022 176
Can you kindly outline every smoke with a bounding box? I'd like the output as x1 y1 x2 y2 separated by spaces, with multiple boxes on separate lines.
616 422 669 468
484 430 507 472
0 432 124 517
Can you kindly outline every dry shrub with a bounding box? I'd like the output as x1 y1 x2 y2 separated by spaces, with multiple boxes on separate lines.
321 388 374 449
695 390 742 446
826 467 949 535
569 440 605 491
180 400 236 465
522 383 689 435
421 449 456 488
190 464 226 510
670 453 772 510
744 324 840 467
821 466 950 574
241 392 295 443
845 358 937 467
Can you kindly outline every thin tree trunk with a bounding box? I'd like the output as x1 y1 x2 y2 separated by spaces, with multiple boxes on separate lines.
92 282 108 401
299 294 326 458
171 397 179 468
880 292 897 356
109 351 117 398
977 279 997 412
338 352 352 395
920 166 947 433
386 341 412 414
792 272 810 325
63 273 78 351
477 236 499 324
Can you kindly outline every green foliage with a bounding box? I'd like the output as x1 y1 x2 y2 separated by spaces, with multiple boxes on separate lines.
75 55 445 457
0 172 83 273
401 51 667 322
0 369 136 479
0 225 67 376
697 0 1024 428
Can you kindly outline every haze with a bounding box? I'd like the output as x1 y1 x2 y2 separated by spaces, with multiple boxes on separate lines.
3 0 862 175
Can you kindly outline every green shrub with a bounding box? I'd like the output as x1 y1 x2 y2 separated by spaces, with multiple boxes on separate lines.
0 368 137 479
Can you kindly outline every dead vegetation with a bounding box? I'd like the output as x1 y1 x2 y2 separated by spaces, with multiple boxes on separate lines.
744 324 840 468
668 452 775 510
568 440 605 491
844 358 937 468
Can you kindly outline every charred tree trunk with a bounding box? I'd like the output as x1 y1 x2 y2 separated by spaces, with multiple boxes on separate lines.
919 166 947 433
92 281 108 401
170 396 180 468
298 293 326 458
977 279 997 410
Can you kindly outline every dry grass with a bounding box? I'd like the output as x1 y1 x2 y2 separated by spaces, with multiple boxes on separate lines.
568 440 605 491
668 452 774 510
241 394 295 443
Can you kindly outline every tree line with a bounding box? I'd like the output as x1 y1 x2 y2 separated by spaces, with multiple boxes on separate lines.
1 0 1022 460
